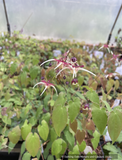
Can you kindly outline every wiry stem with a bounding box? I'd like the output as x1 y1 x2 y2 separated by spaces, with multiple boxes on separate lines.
40 59 55 66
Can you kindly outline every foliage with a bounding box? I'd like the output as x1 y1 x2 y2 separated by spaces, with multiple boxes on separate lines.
0 31 122 159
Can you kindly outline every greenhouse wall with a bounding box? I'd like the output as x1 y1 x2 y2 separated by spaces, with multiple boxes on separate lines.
0 0 122 44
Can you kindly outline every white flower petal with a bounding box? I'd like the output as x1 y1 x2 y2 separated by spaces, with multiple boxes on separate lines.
33 82 45 88
98 46 104 50
40 86 47 96
78 68 96 76
54 62 62 70
40 59 55 66
56 67 70 77
50 85 58 95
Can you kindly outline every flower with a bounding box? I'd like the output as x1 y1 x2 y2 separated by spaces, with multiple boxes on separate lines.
99 44 113 54
71 57 77 62
56 63 96 78
40 58 69 70
33 80 57 96
71 78 78 85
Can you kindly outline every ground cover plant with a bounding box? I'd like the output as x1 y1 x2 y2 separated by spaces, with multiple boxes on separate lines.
0 31 122 160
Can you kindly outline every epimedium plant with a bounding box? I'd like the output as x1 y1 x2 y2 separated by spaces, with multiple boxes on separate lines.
0 32 122 160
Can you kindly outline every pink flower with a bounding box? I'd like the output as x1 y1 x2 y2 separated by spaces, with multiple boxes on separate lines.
99 44 113 54
33 80 57 96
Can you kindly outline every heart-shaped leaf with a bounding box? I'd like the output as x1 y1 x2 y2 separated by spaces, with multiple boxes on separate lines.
108 110 122 143
25 132 40 157
38 120 49 141
76 130 85 145
92 108 107 134
52 105 67 136
21 120 32 140
8 126 21 144
70 119 77 133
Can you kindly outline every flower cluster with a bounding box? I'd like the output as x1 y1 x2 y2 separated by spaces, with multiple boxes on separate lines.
33 49 96 95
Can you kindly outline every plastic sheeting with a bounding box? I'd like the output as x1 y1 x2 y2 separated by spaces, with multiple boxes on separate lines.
0 0 122 44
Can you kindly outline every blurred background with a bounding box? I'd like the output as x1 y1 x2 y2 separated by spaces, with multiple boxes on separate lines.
0 0 122 44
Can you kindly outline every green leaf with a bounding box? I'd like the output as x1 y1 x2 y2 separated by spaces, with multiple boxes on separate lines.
8 141 16 153
21 120 32 140
64 130 75 147
102 100 112 112
86 151 97 160
0 82 4 91
21 142 25 156
54 92 66 108
92 108 107 134
51 139 62 155
78 76 84 86
41 112 50 124
10 63 17 74
86 91 99 107
47 155 54 160
38 120 49 141
68 88 86 100
50 128 57 142
22 152 31 160
25 132 40 157
30 66 39 80
52 105 67 136
8 126 21 144
51 138 66 157
108 110 122 143
68 98 80 123
116 131 122 143
68 145 79 160
44 141 52 159
91 130 100 150
77 141 86 152
2 116 11 125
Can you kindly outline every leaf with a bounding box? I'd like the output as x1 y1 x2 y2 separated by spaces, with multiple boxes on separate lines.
68 98 81 123
86 151 97 160
76 130 85 145
50 128 57 142
0 82 4 91
2 116 11 125
21 120 32 140
68 145 79 160
92 108 107 134
30 66 39 80
47 155 54 160
91 130 100 150
25 132 40 157
86 91 99 107
86 120 95 131
64 130 75 147
108 110 122 143
22 152 31 160
21 142 25 156
8 141 16 153
102 100 112 112
10 63 17 74
52 105 67 136
44 141 52 159
8 126 21 144
54 92 66 108
70 119 77 133
77 141 86 152
41 112 50 124
38 120 49 141
115 80 119 90
68 88 86 100
51 139 63 155
78 76 84 86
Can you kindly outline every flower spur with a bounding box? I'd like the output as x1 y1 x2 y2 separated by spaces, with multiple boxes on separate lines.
33 80 57 96
56 63 96 78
